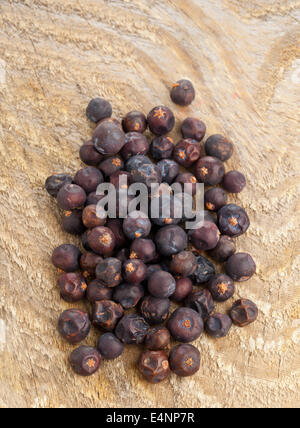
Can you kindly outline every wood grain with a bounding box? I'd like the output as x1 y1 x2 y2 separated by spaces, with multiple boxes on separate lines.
0 0 299 408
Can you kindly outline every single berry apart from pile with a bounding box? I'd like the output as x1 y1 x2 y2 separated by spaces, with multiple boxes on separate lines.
207 274 235 302
181 118 206 142
138 350 170 383
230 299 258 327
168 307 204 343
223 171 246 193
145 327 171 351
147 106 175 136
226 253 256 282
205 134 233 162
86 97 112 123
170 80 195 106
97 333 124 360
58 309 91 344
205 313 232 338
69 346 102 376
218 204 250 237
169 344 200 377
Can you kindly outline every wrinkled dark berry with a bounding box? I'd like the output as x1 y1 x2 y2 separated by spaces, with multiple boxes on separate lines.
190 220 220 251
96 257 122 287
184 289 214 321
82 204 107 229
115 314 149 344
171 278 193 303
123 211 152 240
130 163 162 188
58 272 87 302
79 140 103 166
110 171 131 190
223 171 246 193
92 300 124 331
169 344 200 377
173 139 201 167
155 225 187 257
86 97 112 123
205 313 232 338
174 172 197 196
150 136 174 160
70 346 101 376
97 333 124 360
80 252 102 275
170 251 197 277
122 111 147 134
218 204 250 237
226 253 256 282
123 259 147 284
85 192 106 206
204 188 227 212
191 255 216 284
205 134 233 162
74 167 104 194
147 106 175 136
130 239 157 263
113 283 144 309
45 173 73 198
230 299 258 327
208 274 235 302
157 159 179 184
168 307 204 343
86 279 113 303
99 156 124 177
171 80 195 106
139 350 170 383
139 296 170 325
121 132 149 160
208 235 236 262
62 210 85 235
58 309 91 344
195 156 225 185
126 155 152 172
57 184 86 210
181 117 206 142
145 327 171 351
107 219 128 249
52 244 81 272
87 226 116 256
148 271 176 298
93 121 126 155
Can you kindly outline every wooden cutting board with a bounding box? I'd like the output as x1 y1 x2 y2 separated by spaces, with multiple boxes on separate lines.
0 0 299 408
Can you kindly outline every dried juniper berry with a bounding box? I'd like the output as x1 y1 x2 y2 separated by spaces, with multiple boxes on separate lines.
86 97 112 123
87 226 116 256
107 219 128 249
92 300 124 331
130 239 157 263
226 253 256 282
139 350 170 383
181 117 206 142
115 314 149 345
82 204 107 229
99 156 124 177
155 225 187 257
205 313 232 338
97 333 124 360
169 344 200 377
93 121 126 155
184 289 214 321
150 136 174 160
171 278 193 303
218 204 250 237
173 139 201 167
230 299 258 327
174 172 198 195
148 271 176 298
110 170 131 190
122 111 147 134
86 279 113 303
57 184 86 210
205 134 233 162
123 259 147 284
82 230 92 251
70 346 101 376
58 272 87 302
204 187 227 212
208 235 236 262
113 283 144 309
150 194 182 227
139 296 170 325
190 220 220 251
80 252 102 275
121 132 150 161
52 244 81 272
170 251 197 277
147 106 175 136
96 257 122 287
130 162 162 188
74 167 104 194
168 307 204 343
171 80 195 106
58 309 91 344
191 255 216 285
126 155 152 173
157 159 179 184
145 327 171 351
195 156 225 185
79 140 103 166
223 170 246 193
85 192 106 206
146 264 162 280
45 173 73 198
207 274 235 302
123 211 152 240
62 210 85 235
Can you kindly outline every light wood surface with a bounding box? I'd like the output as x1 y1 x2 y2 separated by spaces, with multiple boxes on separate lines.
0 0 299 408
